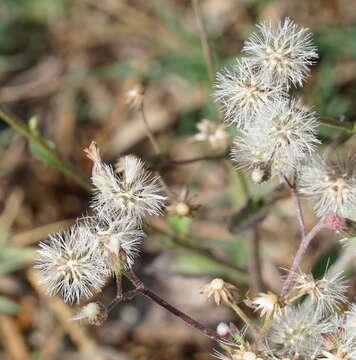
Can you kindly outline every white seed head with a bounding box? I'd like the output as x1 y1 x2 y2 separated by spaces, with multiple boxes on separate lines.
85 215 144 269
242 18 318 87
87 147 166 222
232 99 319 180
298 154 356 219
267 305 330 357
35 225 109 304
290 272 348 313
214 58 286 128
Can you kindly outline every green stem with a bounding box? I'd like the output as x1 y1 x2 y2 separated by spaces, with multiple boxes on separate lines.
228 301 260 339
319 117 355 132
0 107 91 192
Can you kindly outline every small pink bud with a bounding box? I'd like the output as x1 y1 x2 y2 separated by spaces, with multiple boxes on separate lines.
326 214 346 232
216 322 231 337
326 214 356 238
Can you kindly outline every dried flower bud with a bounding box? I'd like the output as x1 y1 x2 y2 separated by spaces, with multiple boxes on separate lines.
216 322 231 337
193 119 231 150
71 301 108 326
167 188 200 217
126 84 145 109
247 291 283 318
201 278 238 305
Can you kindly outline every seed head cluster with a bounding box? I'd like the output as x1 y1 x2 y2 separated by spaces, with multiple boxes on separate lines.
36 141 166 304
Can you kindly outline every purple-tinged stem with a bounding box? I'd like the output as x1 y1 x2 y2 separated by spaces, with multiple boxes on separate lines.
280 219 326 297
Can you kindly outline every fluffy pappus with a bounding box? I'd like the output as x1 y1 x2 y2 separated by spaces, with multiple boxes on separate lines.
242 18 318 87
232 99 319 181
84 215 144 270
214 58 286 128
298 154 356 219
85 142 166 222
267 304 330 358
35 225 110 304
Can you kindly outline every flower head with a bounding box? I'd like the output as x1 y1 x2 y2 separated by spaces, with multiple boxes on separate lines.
298 154 356 219
214 58 286 128
201 278 238 305
84 215 144 270
243 18 318 87
71 301 108 326
232 99 319 181
193 118 231 149
288 272 348 313
85 142 166 222
35 225 109 304
248 291 283 318
267 305 330 357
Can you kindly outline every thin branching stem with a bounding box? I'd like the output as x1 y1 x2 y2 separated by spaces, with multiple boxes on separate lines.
192 0 216 82
139 100 161 155
120 270 236 346
283 175 306 238
280 219 327 297
248 227 265 293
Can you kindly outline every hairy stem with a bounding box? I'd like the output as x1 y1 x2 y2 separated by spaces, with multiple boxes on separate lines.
280 219 327 297
0 107 91 192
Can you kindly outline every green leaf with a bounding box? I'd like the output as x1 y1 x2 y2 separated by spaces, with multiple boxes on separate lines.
168 215 192 237
0 296 19 314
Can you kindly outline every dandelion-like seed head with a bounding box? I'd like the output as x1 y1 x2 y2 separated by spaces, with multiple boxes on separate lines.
214 58 286 128
84 215 144 270
243 18 318 87
298 155 356 219
85 142 166 222
267 305 329 357
289 272 348 313
35 225 109 304
232 99 319 181
321 319 356 360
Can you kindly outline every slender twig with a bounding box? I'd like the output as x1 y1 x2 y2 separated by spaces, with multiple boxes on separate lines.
228 301 260 339
0 107 91 192
139 100 161 155
248 227 264 293
192 0 216 82
169 153 228 165
280 219 327 297
283 176 306 238
319 117 355 133
122 270 235 346
150 223 247 275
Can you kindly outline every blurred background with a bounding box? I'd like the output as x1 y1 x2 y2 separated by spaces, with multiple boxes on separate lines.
1 0 356 359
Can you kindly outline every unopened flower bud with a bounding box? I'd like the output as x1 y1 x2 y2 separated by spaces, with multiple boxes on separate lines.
126 84 145 109
216 322 231 337
71 301 108 326
326 214 356 238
